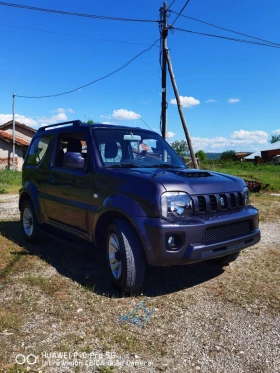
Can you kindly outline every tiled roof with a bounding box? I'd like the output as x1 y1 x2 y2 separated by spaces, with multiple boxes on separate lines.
0 121 37 133
0 130 30 146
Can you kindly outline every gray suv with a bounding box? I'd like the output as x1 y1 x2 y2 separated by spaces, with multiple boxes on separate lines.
19 120 260 293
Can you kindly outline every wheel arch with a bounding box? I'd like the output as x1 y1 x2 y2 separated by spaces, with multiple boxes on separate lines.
19 184 44 224
94 210 146 257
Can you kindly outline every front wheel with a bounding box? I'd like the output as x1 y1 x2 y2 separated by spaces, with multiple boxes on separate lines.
106 219 145 293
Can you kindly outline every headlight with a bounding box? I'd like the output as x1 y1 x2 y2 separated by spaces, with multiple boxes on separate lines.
243 186 251 205
161 192 193 218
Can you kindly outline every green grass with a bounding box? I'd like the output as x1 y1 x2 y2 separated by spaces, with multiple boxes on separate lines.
0 170 22 194
201 161 280 191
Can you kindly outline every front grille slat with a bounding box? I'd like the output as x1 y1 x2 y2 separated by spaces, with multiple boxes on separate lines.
192 192 244 214
203 220 252 244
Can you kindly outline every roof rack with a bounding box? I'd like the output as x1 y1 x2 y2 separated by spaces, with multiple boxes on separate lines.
38 120 83 132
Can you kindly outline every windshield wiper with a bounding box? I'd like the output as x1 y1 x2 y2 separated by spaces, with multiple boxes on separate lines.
105 163 141 168
142 164 184 168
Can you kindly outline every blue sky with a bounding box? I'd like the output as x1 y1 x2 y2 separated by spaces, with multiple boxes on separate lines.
0 0 280 152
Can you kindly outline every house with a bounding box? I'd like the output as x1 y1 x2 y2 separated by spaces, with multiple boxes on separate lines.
0 121 36 170
244 141 280 163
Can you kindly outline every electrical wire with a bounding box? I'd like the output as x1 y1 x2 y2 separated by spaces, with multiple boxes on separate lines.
16 38 160 99
172 27 280 48
169 10 280 47
167 0 177 11
0 23 155 47
0 2 159 23
171 0 191 26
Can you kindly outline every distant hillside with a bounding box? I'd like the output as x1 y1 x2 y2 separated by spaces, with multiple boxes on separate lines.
205 153 222 160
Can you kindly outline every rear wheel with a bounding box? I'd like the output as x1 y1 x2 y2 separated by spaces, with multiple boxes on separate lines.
211 251 240 266
106 219 145 293
20 200 40 242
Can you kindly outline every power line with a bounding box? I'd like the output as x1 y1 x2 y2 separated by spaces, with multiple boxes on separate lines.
0 2 159 23
0 23 155 47
167 0 177 11
169 10 280 47
16 38 160 99
171 0 191 26
172 27 280 49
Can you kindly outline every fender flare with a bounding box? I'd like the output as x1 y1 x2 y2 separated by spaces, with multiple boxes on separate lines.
92 194 147 245
19 183 44 224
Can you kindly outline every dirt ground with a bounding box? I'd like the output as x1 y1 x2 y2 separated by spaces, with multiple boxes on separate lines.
0 194 279 373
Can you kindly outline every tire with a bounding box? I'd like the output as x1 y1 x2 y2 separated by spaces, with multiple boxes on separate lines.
106 219 145 294
211 251 240 266
20 200 40 243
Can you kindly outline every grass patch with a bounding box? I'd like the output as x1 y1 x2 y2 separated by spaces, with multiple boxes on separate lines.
209 246 280 315
25 275 67 296
0 309 23 331
201 162 280 191
250 193 280 222
0 169 21 194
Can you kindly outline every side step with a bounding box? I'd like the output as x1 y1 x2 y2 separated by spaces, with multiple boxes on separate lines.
38 226 94 250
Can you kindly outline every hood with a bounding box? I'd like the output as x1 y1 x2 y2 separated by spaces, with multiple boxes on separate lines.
116 168 246 195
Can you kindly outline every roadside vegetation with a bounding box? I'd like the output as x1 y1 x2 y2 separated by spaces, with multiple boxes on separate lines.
0 170 21 194
200 161 280 191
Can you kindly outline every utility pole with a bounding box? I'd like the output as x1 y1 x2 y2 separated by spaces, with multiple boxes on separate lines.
166 50 199 169
161 2 168 140
12 92 16 171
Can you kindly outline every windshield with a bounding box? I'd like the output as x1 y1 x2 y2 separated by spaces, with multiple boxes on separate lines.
93 128 186 169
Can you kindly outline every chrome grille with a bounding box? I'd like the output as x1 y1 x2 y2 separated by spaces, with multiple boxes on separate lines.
192 192 244 213
203 220 252 244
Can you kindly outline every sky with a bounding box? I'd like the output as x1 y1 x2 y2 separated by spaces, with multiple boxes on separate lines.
0 0 280 153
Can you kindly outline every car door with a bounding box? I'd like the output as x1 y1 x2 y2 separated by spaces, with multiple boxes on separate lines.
44 129 94 233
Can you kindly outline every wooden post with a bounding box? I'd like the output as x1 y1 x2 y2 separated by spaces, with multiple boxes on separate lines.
166 50 199 169
161 2 168 140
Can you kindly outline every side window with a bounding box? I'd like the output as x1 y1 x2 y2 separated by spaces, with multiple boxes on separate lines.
26 136 50 166
53 133 87 170
99 142 122 163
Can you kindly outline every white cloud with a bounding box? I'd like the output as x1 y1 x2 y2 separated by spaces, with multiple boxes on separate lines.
230 129 268 144
189 129 270 152
272 129 280 135
205 99 218 103
0 114 37 127
166 131 176 139
170 96 200 108
141 98 152 104
102 122 112 125
228 98 240 104
0 108 74 129
53 112 67 121
52 108 74 114
100 114 112 120
112 109 140 121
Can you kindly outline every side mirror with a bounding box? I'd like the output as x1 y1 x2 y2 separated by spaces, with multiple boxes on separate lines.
64 152 85 170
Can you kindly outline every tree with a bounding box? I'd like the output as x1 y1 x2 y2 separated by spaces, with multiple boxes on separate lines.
195 150 207 162
86 119 94 124
269 134 280 144
171 140 189 157
221 150 236 162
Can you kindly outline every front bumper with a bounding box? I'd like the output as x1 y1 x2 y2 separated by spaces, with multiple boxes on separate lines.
133 206 260 266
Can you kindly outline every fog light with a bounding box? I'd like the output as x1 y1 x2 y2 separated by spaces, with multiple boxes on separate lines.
167 235 176 249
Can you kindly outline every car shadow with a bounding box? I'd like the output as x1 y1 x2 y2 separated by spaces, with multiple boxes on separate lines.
0 220 224 298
